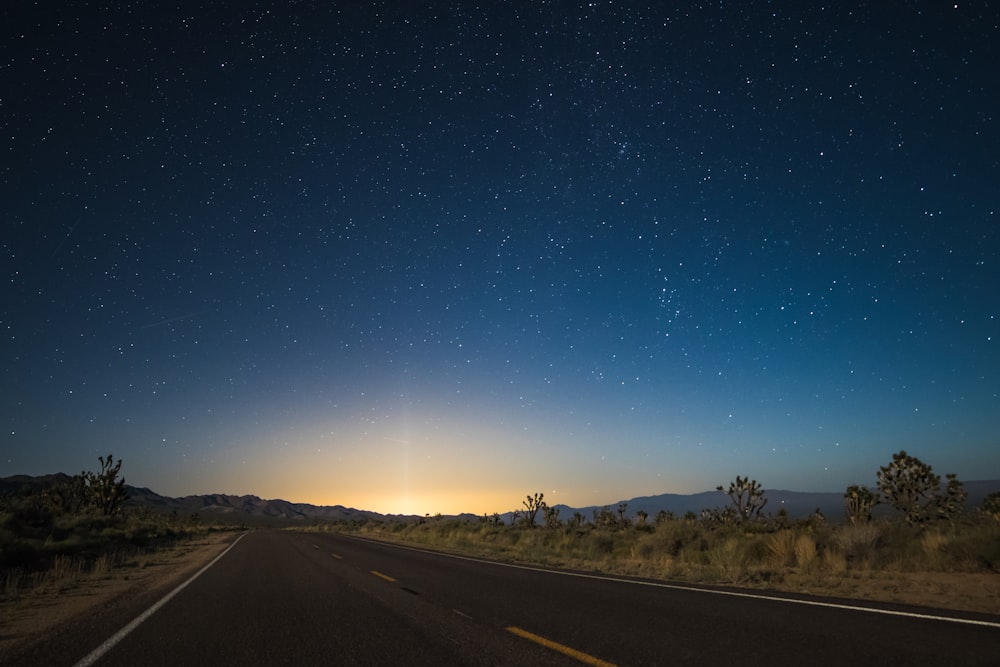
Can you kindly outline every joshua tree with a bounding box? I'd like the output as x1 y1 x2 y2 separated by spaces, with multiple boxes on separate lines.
844 484 880 525
700 506 738 526
634 509 648 527
86 453 128 516
654 509 675 527
876 450 942 524
934 473 967 523
717 475 767 521
616 502 630 528
982 492 1000 523
521 492 545 528
482 512 503 527
543 503 561 529
44 472 90 514
593 506 616 528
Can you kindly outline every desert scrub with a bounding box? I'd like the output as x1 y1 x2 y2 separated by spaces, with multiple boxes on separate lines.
708 537 752 584
317 505 1000 592
821 547 848 575
793 534 819 572
767 530 798 568
835 522 882 565
940 523 1000 571
920 530 950 569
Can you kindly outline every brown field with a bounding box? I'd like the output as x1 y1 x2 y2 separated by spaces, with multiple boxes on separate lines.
770 568 1000 614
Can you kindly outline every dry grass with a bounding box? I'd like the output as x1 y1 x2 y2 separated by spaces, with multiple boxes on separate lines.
2 569 22 601
313 515 1000 615
91 551 116 576
708 538 751 584
822 548 848 575
835 522 882 563
767 530 797 568
794 534 818 572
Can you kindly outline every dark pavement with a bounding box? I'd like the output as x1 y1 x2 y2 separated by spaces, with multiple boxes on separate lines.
13 530 1000 666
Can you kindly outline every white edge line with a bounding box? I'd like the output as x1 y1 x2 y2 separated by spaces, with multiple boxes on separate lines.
344 534 1000 630
73 532 248 667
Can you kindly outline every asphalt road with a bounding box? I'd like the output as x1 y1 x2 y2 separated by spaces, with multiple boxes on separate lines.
16 530 1000 666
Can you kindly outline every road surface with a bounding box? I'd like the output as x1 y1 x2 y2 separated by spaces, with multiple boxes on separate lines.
12 530 1000 665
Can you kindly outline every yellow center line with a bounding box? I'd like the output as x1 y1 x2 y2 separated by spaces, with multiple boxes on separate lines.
370 570 397 582
506 626 617 667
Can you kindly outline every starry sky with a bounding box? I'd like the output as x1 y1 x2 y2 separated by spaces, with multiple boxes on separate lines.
3 2 998 516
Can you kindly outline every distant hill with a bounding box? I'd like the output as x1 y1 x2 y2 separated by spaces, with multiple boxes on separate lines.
2 474 998 524
124 485 392 524
0 475 391 525
0 472 76 491
551 489 853 522
552 480 1000 522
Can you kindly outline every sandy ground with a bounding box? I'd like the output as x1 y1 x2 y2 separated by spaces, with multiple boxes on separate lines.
765 569 1000 616
0 531 239 662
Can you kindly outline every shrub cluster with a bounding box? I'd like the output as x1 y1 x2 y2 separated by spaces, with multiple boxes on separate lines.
319 509 999 587
313 451 997 586
0 454 225 599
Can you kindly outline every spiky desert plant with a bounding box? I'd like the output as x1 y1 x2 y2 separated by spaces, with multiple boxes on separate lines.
43 472 90 515
981 492 1000 523
543 503 561 529
654 509 675 527
86 453 128 516
521 492 544 528
876 450 940 524
844 484 880 525
483 512 503 527
593 506 616 529
616 503 630 529
934 473 967 523
717 475 768 521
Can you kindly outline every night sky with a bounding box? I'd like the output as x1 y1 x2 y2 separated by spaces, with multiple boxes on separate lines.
4 2 998 516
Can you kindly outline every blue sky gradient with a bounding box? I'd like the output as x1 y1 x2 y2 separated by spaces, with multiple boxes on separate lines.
3 2 998 515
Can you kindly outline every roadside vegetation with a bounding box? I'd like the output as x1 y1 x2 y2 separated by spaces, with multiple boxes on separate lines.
305 451 1000 610
0 454 237 602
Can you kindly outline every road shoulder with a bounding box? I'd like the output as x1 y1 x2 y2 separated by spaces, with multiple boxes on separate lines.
0 530 241 665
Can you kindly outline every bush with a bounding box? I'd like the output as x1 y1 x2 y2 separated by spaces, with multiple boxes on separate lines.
708 538 752 583
835 522 882 564
767 530 797 568
321 487 1000 588
793 535 818 571
943 524 1000 571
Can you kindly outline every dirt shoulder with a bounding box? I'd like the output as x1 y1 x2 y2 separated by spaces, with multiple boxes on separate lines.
0 530 241 663
762 569 1000 616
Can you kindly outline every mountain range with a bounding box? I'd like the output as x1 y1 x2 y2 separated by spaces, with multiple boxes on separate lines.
552 479 1000 522
0 474 384 524
2 473 998 524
